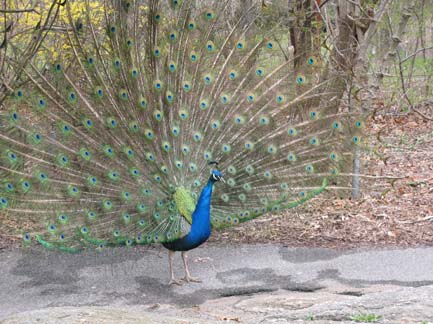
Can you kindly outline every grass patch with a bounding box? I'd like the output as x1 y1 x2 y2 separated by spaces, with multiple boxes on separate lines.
306 314 315 321
350 313 382 323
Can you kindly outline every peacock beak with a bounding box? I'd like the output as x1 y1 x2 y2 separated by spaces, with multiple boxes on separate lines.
220 176 225 183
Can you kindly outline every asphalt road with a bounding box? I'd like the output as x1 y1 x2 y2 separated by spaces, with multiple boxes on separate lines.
1 244 433 323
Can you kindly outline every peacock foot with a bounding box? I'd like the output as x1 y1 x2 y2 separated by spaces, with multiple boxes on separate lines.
183 275 202 283
168 278 184 286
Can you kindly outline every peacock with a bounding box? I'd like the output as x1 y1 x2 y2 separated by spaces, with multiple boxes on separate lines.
0 0 365 285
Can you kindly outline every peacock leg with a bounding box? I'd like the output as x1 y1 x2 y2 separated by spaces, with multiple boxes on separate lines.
168 250 183 286
181 251 202 283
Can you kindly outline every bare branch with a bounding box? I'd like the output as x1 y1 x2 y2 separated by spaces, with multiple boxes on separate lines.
388 14 433 122
0 2 37 14
401 44 433 63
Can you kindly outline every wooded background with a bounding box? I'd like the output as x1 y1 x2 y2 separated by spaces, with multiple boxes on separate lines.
2 0 432 115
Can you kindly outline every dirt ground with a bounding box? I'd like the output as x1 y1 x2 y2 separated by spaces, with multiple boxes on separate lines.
1 104 432 251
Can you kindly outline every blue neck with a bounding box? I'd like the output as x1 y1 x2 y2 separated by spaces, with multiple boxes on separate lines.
162 178 215 251
191 178 214 232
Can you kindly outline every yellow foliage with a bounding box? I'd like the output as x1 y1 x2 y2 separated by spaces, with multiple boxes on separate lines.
5 0 105 61
7 0 103 27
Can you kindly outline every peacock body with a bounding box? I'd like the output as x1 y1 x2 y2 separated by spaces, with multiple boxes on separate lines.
0 0 363 283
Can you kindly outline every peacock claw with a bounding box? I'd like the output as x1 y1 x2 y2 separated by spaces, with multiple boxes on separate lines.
169 279 183 286
183 276 202 283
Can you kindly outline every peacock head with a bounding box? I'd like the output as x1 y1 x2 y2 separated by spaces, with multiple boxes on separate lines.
210 169 225 183
208 161 224 183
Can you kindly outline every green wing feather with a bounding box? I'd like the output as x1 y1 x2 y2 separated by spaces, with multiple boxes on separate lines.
0 0 364 251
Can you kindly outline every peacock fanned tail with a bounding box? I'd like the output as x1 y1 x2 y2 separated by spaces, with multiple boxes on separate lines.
0 0 364 252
